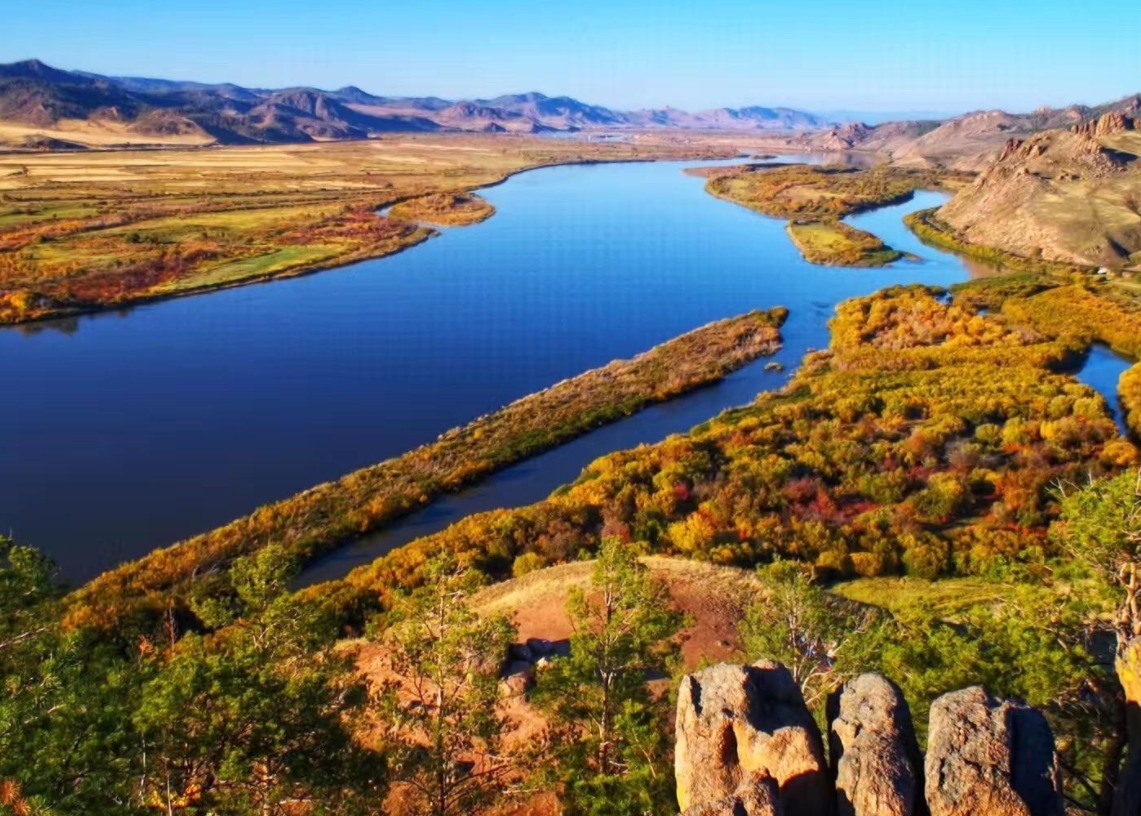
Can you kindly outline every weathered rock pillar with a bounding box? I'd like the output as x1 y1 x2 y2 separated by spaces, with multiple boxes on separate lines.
828 673 926 816
1113 637 1141 816
675 661 831 816
925 686 1063 816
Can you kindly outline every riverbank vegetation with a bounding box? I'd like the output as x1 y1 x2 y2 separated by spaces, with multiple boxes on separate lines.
388 192 495 226
702 163 969 220
0 135 732 324
320 285 1130 618
787 219 904 266
952 273 1141 435
65 308 786 629
701 163 968 268
8 284 1141 812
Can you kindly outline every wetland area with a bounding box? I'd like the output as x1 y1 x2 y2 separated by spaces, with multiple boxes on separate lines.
1 155 1129 581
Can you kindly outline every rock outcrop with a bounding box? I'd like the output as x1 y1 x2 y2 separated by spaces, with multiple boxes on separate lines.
676 663 1064 816
828 674 925 816
1073 111 1136 139
925 686 1062 816
675 661 831 816
680 780 783 816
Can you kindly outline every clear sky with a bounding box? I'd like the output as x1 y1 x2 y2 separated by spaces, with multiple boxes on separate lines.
2 0 1137 114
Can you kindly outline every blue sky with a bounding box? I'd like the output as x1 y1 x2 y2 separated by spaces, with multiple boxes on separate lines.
2 0 1137 114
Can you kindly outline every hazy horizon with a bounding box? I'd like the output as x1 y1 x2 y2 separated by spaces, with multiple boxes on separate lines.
2 0 1139 115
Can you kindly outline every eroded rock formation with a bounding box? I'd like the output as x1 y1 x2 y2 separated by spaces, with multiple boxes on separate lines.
828 674 925 816
1113 638 1141 816
1073 111 1136 139
675 661 831 816
925 686 1062 816
676 663 1065 816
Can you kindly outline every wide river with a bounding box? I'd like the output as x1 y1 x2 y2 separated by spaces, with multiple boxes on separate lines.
2 157 1130 582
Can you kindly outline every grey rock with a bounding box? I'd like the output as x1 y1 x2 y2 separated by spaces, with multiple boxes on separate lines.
925 686 1062 816
828 673 925 816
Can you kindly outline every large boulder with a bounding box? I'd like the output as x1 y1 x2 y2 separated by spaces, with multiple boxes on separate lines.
676 661 831 816
828 673 926 816
925 686 1063 816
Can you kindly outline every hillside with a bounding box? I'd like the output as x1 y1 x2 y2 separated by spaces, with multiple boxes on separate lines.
936 110 1141 269
0 59 829 147
755 93 1141 171
468 556 765 669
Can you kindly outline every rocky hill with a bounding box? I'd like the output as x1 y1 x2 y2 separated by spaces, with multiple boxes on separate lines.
759 94 1141 172
6 58 1136 164
0 59 828 147
935 109 1141 269
676 662 1067 816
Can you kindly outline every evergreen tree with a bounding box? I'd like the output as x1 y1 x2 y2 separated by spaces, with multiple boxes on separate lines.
375 555 515 816
532 539 684 816
134 544 382 814
0 537 141 813
740 560 883 712
1056 471 1141 814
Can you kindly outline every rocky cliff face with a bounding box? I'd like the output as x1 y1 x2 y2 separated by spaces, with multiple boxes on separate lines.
675 663 1064 816
1073 111 1136 139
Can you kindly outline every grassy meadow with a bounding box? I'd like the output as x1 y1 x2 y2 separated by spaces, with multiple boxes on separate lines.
787 219 904 266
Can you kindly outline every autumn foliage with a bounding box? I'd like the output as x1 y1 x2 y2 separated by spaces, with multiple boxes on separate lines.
65 309 786 630
315 286 1134 621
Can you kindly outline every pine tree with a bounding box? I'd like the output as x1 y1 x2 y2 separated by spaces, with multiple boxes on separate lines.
134 544 382 814
532 539 684 816
0 537 140 813
375 555 515 816
741 559 882 712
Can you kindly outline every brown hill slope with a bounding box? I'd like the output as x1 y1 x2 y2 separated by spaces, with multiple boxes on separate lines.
937 114 1141 269
758 96 1141 171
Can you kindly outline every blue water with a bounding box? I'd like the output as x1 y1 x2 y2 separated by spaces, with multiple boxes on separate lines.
1079 344 1134 434
0 158 1126 581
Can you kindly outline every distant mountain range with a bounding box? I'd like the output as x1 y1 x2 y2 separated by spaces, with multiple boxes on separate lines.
0 59 830 147
767 94 1141 171
4 57 1136 176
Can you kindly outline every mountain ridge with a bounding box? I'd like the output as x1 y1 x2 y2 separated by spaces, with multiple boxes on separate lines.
0 59 829 147
762 93 1141 171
